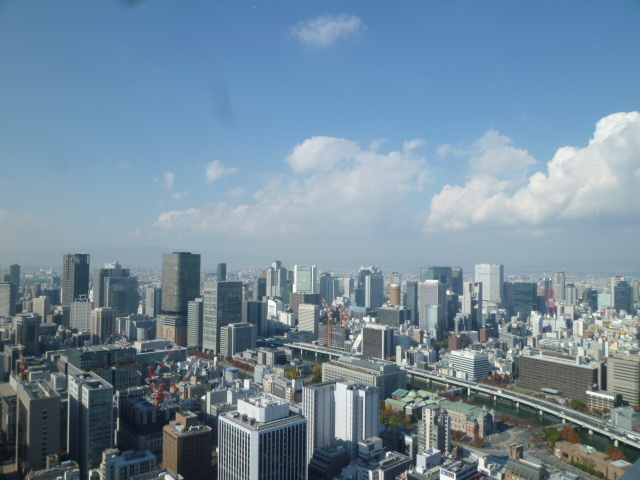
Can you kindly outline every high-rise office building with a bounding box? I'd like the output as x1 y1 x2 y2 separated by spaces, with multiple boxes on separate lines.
289 293 320 317
163 411 212 480
68 372 114 476
265 260 288 299
187 297 204 348
365 274 384 309
451 267 463 296
298 303 319 338
322 356 406 399
62 254 90 307
16 379 61 475
203 281 243 355
218 394 307 480
404 281 419 325
217 262 227 282
94 262 128 308
15 313 40 356
242 300 268 337
504 282 537 319
0 282 17 316
70 296 93 331
614 280 632 314
91 307 115 345
32 296 51 323
96 448 158 480
334 381 379 459
608 352 640 407
293 265 317 294
161 252 201 316
144 286 162 317
421 266 453 289
389 284 401 306
553 271 566 303
302 381 336 465
319 272 338 306
220 322 257 358
9 264 20 290
462 282 482 331
418 280 446 340
361 324 394 360
475 264 504 314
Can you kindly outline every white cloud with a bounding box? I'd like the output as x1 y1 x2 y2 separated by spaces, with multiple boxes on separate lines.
290 14 364 48
172 191 189 200
205 160 238 184
427 112 640 231
163 172 175 190
155 136 428 238
228 187 245 197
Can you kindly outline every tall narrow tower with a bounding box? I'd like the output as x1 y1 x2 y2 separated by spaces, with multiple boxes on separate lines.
161 252 201 316
62 254 90 307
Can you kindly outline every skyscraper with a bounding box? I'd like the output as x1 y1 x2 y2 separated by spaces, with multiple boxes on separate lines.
217 262 227 282
298 303 319 338
70 296 93 331
418 280 446 340
161 252 201 316
0 282 17 316
334 381 379 459
62 253 90 307
9 264 20 290
218 394 307 480
94 261 128 308
318 272 335 305
202 281 243 355
361 324 394 359
293 265 317 294
462 282 482 331
302 381 336 466
420 266 452 289
265 260 287 299
187 297 204 348
475 264 504 314
144 285 162 317
404 281 419 325
365 274 384 309
91 307 116 345
68 372 114 476
220 322 257 357
553 271 566 303
32 296 51 323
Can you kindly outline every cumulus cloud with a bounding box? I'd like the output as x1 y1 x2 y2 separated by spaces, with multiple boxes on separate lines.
205 160 238 184
155 136 428 238
290 14 364 48
427 112 640 231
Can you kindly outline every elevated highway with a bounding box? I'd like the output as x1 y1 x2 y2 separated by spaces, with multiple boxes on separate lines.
282 342 640 450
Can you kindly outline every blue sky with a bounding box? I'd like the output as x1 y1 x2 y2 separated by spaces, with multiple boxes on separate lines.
1 1 640 273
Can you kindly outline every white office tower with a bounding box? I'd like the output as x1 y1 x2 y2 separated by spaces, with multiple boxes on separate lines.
302 381 336 465
554 271 566 303
334 381 379 459
418 280 446 341
449 350 492 381
293 265 317 294
218 393 307 479
298 303 320 338
475 264 504 314
365 275 384 309
68 372 114 476
266 260 288 299
70 296 93 331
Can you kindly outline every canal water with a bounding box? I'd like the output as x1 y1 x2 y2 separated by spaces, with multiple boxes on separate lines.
409 378 640 462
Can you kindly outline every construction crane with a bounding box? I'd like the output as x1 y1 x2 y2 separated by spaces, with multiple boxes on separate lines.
321 298 336 349
18 346 28 381
170 359 199 397
148 342 181 383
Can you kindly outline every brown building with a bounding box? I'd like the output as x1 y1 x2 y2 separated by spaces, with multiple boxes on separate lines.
555 441 632 480
518 354 599 403
448 333 468 352
162 410 212 480
505 444 549 480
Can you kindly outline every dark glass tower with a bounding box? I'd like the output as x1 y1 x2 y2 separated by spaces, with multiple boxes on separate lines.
161 252 201 316
217 262 227 282
62 254 90 307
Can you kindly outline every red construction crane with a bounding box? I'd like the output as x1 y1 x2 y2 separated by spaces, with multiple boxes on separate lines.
18 346 28 381
321 298 336 348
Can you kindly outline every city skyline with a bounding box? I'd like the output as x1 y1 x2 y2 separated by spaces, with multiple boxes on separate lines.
2 3 640 272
